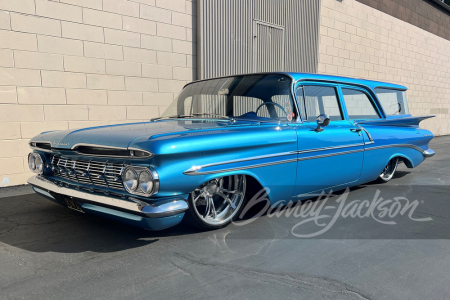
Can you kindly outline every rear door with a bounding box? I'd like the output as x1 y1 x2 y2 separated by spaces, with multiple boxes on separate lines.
291 83 365 199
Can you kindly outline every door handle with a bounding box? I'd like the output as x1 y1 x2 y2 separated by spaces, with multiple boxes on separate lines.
350 128 362 136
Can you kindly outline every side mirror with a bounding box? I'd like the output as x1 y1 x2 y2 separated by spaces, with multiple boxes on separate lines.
315 114 330 132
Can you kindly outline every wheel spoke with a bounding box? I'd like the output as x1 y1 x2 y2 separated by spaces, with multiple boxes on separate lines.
207 196 217 219
193 193 202 204
220 187 237 194
203 196 210 218
218 192 235 209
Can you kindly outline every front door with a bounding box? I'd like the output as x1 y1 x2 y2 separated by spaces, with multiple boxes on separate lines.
291 84 364 199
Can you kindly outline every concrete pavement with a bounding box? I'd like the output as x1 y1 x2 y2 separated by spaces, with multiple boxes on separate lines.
1 136 449 299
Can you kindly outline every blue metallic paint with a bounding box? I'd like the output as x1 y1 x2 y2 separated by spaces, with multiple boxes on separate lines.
29 72 435 230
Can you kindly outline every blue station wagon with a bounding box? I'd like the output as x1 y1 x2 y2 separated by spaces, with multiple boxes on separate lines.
27 72 435 231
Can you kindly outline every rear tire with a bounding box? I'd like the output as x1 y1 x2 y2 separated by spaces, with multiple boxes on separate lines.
185 175 246 230
375 157 399 183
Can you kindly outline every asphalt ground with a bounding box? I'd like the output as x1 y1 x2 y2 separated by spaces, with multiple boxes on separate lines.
0 136 449 299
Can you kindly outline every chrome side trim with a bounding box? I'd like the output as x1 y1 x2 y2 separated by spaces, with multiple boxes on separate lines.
365 143 424 153
185 148 365 175
297 143 365 154
184 143 369 175
185 143 367 174
184 158 298 175
423 149 435 158
28 175 187 218
184 143 428 176
297 149 364 161
184 151 298 174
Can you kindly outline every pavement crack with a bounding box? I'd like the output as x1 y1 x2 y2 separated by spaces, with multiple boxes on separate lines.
170 252 371 300
413 211 447 219
0 217 19 236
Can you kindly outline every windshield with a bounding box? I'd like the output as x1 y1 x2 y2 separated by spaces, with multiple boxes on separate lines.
161 74 297 122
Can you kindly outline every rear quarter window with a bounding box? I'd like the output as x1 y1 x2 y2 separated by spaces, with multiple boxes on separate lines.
374 88 410 115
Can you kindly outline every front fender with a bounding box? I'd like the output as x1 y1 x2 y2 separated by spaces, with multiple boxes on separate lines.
149 124 298 205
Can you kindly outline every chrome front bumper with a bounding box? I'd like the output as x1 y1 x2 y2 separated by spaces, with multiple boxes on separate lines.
28 175 189 218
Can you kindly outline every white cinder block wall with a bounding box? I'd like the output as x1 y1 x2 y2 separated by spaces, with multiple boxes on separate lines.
318 0 450 136
1 0 449 187
0 0 196 186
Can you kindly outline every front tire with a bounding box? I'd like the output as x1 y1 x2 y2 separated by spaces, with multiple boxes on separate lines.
376 157 399 183
185 175 246 230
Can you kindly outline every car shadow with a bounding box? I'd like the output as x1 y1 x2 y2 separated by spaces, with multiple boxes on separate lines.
2 185 356 254
0 193 203 254
0 184 378 254
392 170 411 179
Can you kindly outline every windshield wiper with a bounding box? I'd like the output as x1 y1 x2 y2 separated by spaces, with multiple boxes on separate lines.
193 113 235 122
151 115 194 121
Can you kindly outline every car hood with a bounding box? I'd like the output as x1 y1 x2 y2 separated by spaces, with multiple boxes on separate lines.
31 119 259 150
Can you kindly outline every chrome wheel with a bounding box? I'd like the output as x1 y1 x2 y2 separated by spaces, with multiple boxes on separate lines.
379 157 399 182
191 175 246 226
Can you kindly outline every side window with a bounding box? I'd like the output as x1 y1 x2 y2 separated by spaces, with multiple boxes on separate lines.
374 88 410 115
302 85 343 122
341 88 380 119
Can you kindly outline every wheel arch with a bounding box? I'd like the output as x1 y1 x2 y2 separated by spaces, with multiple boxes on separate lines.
245 174 271 204
388 153 414 168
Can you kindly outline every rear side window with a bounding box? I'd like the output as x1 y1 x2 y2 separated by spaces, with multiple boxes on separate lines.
374 88 410 115
341 88 380 119
300 86 343 122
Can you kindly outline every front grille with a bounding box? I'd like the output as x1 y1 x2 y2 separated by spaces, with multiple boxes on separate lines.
50 156 125 191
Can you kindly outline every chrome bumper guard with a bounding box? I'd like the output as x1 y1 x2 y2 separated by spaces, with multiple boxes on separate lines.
423 149 435 158
28 175 188 218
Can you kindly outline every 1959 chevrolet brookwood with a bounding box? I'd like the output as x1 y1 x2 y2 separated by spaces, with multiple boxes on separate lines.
27 72 435 231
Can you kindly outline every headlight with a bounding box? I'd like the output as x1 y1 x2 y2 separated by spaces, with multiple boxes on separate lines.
123 166 159 197
35 154 44 174
124 168 138 192
139 170 154 194
28 153 45 174
28 153 36 171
